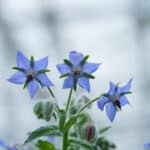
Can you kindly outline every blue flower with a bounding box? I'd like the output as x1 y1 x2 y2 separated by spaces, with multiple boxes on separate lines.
144 143 150 149
8 51 54 98
0 139 17 150
97 79 133 122
57 51 100 92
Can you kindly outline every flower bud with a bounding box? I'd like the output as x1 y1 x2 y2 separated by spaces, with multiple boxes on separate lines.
78 124 97 143
34 101 54 121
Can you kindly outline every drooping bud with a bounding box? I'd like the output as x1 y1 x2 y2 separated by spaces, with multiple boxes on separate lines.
34 101 54 121
78 124 97 143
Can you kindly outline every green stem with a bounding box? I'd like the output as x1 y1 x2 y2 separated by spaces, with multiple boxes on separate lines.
47 87 55 98
66 89 73 113
63 131 68 150
78 96 102 113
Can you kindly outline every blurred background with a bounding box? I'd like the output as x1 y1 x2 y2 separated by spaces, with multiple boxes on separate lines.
0 0 150 149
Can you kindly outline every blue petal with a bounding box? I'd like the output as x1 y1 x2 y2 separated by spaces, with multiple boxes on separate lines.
105 102 116 122
47 136 55 143
56 64 71 74
120 96 129 106
27 79 39 98
78 77 90 92
0 139 6 148
36 74 54 87
144 143 150 149
108 82 116 96
17 51 30 70
34 56 48 71
118 78 133 94
63 76 74 89
69 51 83 66
8 72 26 84
83 62 100 73
97 97 109 111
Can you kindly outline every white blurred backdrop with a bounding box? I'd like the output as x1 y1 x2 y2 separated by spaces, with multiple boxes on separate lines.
0 0 150 150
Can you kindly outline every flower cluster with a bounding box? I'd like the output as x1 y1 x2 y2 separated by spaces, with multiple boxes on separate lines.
2 50 135 150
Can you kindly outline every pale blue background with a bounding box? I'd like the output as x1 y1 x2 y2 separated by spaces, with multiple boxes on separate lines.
0 0 150 150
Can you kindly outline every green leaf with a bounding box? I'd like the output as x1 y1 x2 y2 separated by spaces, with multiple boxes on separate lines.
83 73 95 79
96 137 116 150
80 55 90 65
99 126 111 135
25 125 60 143
69 137 95 150
36 140 55 150
63 116 77 132
64 59 72 67
58 109 66 132
60 73 70 78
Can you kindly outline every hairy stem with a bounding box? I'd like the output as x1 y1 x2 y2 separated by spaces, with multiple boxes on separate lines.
47 87 55 98
66 89 73 113
78 96 102 113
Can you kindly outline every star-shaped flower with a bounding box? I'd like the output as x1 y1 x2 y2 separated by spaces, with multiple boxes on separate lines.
97 79 133 122
8 51 54 98
56 51 100 92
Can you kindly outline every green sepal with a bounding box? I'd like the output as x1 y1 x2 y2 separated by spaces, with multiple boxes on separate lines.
73 78 78 91
34 102 44 119
38 69 50 74
60 73 70 78
30 56 34 68
12 66 25 72
25 125 60 143
68 137 95 150
64 59 72 67
23 80 29 89
80 55 90 65
36 140 55 150
83 73 95 79
120 91 132 96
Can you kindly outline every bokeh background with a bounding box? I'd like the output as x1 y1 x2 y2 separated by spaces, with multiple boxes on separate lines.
0 0 150 150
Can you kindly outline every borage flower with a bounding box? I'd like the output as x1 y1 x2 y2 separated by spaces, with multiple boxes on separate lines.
97 79 133 122
8 51 54 98
57 51 100 92
144 143 150 150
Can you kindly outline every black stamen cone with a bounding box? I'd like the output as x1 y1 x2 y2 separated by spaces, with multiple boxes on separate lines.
114 100 121 110
27 74 33 81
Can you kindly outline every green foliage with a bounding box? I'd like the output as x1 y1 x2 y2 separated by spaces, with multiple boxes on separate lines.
68 137 95 150
36 140 55 150
96 137 116 150
25 125 60 143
